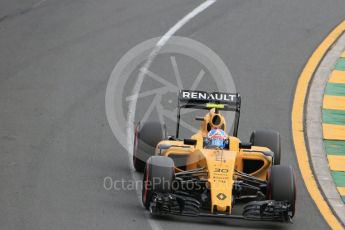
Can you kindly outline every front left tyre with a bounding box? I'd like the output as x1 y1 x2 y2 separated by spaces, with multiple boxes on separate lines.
267 165 296 217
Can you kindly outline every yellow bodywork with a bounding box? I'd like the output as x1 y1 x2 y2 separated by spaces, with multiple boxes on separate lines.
155 109 273 214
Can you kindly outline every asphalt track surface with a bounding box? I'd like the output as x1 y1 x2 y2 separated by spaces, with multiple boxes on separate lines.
1 0 345 229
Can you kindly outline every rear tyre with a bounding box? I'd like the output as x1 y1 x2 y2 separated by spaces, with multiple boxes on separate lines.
133 122 166 172
142 156 175 209
268 165 296 217
250 129 281 165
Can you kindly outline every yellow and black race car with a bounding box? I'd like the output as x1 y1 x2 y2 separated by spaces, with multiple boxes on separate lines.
133 90 296 222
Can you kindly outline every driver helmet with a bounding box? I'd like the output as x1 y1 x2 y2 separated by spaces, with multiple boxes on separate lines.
205 128 228 149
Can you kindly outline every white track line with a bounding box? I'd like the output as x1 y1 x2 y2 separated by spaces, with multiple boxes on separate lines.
125 1 216 230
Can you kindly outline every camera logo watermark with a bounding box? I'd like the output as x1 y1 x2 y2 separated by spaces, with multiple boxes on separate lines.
105 36 236 163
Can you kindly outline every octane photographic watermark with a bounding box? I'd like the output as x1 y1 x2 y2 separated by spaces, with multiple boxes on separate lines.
105 36 236 166
103 177 143 191
103 177 204 192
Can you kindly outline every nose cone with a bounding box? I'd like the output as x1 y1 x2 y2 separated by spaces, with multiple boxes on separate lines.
201 148 237 213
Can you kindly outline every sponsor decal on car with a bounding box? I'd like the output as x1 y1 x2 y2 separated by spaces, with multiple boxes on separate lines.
180 90 238 103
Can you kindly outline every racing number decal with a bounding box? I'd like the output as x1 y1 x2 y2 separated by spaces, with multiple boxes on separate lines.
214 168 229 173
213 168 230 184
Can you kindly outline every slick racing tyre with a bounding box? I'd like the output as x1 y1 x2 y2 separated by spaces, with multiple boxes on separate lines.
142 156 175 209
133 122 167 172
250 129 281 165
268 165 296 217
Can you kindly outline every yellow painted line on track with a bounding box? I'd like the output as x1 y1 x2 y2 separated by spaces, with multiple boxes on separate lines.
338 187 345 196
292 20 345 230
323 95 345 110
327 155 345 171
329 70 345 83
323 124 345 140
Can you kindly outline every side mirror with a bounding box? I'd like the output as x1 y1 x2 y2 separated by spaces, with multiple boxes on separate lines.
239 142 252 149
184 139 197 146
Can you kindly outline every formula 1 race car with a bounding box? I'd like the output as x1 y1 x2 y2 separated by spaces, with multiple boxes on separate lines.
133 90 296 222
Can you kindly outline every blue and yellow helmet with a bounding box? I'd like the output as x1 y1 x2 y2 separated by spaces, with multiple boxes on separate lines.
205 129 228 149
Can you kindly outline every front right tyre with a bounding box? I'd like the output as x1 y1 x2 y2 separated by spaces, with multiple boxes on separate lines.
142 156 175 209
133 121 166 172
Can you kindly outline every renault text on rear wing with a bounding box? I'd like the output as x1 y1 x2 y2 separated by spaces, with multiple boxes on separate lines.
178 90 240 111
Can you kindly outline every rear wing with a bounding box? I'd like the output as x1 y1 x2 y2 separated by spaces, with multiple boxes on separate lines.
178 90 241 111
176 90 241 138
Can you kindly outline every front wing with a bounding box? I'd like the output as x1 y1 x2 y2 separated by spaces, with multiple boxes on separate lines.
148 192 293 223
